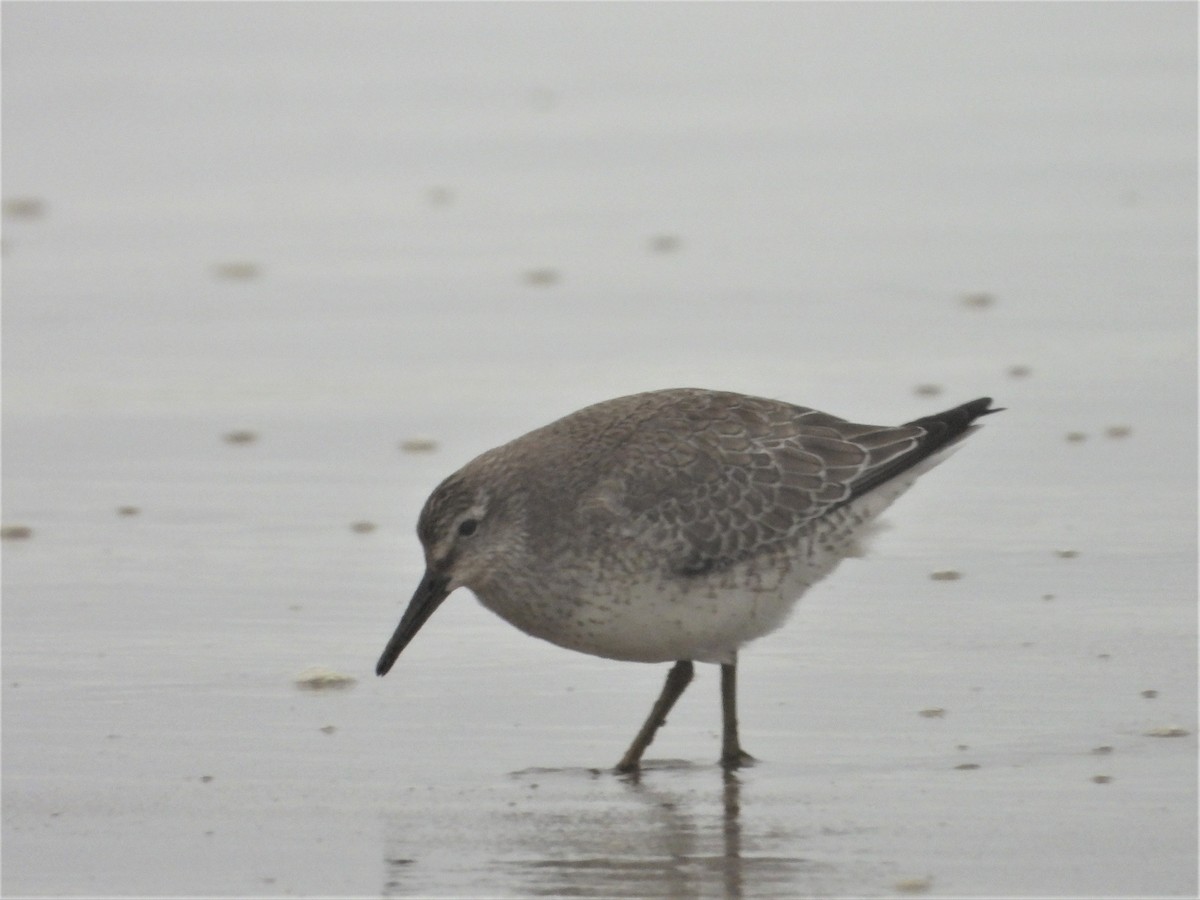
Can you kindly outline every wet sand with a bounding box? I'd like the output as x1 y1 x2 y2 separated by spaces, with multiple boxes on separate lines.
3 3 1196 897
3 407 1194 897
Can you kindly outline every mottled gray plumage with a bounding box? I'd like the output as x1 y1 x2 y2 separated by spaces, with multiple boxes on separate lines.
377 388 998 770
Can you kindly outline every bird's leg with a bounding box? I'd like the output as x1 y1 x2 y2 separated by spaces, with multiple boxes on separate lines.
720 654 755 768
615 660 694 773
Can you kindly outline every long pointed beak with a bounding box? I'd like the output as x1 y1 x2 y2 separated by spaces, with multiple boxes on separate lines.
376 569 451 676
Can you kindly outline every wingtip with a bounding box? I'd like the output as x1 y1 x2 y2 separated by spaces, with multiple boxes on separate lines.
965 396 1001 412
974 397 1004 417
906 397 1002 432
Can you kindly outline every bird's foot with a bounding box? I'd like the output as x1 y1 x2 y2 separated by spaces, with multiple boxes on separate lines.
720 748 756 770
613 759 640 776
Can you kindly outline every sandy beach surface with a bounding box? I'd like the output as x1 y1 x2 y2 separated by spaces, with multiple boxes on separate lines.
2 4 1196 897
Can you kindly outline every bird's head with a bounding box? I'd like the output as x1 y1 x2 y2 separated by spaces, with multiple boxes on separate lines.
375 455 527 676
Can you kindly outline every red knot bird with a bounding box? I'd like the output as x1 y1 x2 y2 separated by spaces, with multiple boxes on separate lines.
376 388 999 772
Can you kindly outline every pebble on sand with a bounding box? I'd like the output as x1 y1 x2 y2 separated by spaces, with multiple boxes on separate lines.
350 521 377 534
223 430 258 445
1 525 33 540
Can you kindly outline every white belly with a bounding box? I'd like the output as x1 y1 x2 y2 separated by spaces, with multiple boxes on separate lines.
475 541 847 665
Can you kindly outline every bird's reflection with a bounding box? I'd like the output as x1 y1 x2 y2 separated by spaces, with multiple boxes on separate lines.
506 762 824 898
721 767 745 898
381 761 831 898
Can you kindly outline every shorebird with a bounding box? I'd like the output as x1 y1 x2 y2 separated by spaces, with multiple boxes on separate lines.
376 389 998 771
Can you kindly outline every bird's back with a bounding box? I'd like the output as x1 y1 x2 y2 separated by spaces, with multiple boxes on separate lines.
508 389 987 574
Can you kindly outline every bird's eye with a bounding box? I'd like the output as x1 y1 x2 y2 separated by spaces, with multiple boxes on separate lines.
457 518 478 537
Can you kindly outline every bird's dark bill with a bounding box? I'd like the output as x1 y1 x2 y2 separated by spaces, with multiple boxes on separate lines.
375 570 451 676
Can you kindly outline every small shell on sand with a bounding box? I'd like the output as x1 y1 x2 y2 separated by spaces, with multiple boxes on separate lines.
918 707 946 718
1 525 33 540
294 667 357 691
350 521 377 534
1144 726 1189 738
223 430 258 445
